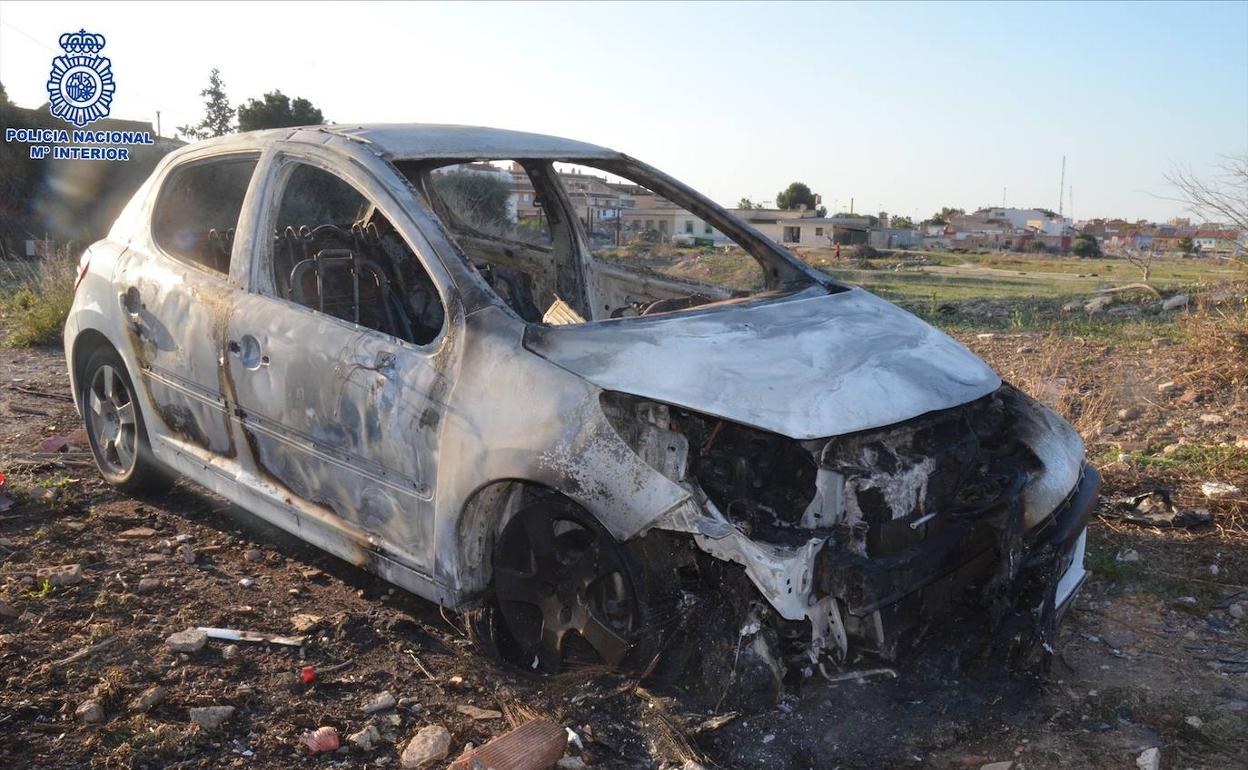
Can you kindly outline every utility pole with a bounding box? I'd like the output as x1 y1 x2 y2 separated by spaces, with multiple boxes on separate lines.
155 111 161 138
1002 187 1007 207
1058 156 1066 217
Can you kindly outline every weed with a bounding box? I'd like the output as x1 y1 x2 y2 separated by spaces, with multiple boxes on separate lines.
0 247 79 347
26 578 54 599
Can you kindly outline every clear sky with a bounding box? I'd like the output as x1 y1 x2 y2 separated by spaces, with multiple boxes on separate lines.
2 1 1245 222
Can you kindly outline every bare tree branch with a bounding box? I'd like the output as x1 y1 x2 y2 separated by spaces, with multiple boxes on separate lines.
1164 153 1248 231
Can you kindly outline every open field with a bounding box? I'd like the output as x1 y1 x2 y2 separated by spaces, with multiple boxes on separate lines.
0 259 1245 769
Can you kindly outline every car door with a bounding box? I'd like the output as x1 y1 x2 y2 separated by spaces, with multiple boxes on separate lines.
116 153 259 458
226 150 452 574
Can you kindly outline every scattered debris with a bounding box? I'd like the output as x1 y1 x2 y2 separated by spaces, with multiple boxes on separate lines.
1185 715 1204 729
75 699 104 723
1157 381 1179 394
456 704 503 720
0 602 17 619
400 724 451 769
189 705 235 731
980 763 1013 770
303 725 340 753
448 719 566 770
1136 747 1160 770
130 685 167 713
137 577 160 593
35 564 82 586
238 578 255 588
1117 549 1142 563
0 494 15 513
222 644 240 660
1230 604 1245 620
1162 293 1190 311
165 628 208 653
301 664 316 683
363 690 396 714
199 627 305 647
1201 481 1241 499
48 636 116 671
119 527 157 538
177 543 195 564
1103 489 1213 528
349 723 383 752
290 613 322 633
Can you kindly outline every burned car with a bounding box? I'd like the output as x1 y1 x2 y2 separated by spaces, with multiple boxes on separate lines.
64 124 1096 679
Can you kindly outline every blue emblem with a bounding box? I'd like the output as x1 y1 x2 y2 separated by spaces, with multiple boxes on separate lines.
46 29 115 128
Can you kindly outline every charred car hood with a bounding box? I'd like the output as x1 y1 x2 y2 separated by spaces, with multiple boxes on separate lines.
524 287 1001 440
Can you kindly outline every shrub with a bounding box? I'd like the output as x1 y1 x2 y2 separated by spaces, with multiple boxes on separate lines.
850 243 879 259
1 248 78 347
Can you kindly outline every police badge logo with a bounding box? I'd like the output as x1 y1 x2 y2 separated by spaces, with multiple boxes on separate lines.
46 29 116 128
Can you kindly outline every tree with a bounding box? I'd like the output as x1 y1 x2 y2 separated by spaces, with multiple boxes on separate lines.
431 170 511 231
1165 154 1248 232
1071 234 1101 258
776 182 826 216
237 90 325 131
833 211 879 227
178 68 234 140
1123 247 1156 284
922 206 965 226
888 215 914 229
736 197 760 210
1177 236 1194 255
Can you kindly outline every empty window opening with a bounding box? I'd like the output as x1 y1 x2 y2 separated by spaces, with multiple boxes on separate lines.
270 162 444 345
153 155 257 274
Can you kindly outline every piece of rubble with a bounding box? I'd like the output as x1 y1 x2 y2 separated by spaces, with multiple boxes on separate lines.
76 699 104 723
1201 481 1241 499
364 691 397 714
165 628 208 653
1104 489 1213 528
1136 747 1160 770
1085 295 1112 314
304 725 340 753
130 685 167 713
0 602 18 619
1117 549 1141 563
400 724 451 769
35 564 82 586
350 723 382 752
1230 603 1245 620
243 548 263 562
980 763 1014 770
237 577 254 588
178 544 195 564
1161 293 1190 311
119 527 157 538
189 705 235 731
200 627 304 646
222 644 240 660
448 719 566 770
1157 381 1179 394
137 578 160 593
1185 715 1204 729
291 613 322 633
456 704 502 720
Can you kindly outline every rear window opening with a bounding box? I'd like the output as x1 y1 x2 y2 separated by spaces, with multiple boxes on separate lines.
394 157 830 326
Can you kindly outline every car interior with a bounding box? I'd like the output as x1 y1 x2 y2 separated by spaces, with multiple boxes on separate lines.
269 163 444 346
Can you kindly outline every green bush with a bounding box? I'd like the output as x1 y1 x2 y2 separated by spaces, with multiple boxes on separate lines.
1 250 77 347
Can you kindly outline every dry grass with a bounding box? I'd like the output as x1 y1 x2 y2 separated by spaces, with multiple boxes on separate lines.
0 248 79 347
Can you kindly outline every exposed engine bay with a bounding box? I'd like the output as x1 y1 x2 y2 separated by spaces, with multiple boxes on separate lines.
605 383 1094 685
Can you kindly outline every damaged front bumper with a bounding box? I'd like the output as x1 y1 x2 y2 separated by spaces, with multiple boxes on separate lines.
814 464 1098 660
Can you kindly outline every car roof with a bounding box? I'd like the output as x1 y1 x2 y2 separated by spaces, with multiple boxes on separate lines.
182 123 623 162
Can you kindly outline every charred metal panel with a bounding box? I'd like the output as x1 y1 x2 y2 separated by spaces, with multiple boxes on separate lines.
525 287 1001 440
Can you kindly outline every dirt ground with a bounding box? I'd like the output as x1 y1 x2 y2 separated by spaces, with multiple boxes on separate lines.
1 292 1246 770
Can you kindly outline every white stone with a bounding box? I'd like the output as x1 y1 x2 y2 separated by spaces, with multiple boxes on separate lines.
400 725 450 769
165 628 207 653
1135 746 1160 770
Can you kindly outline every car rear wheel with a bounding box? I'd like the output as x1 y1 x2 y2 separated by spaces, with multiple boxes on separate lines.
80 346 172 493
485 496 677 674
